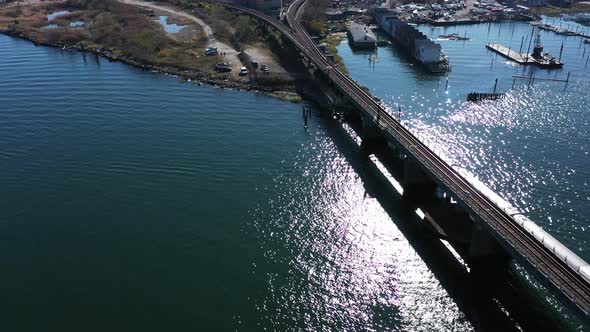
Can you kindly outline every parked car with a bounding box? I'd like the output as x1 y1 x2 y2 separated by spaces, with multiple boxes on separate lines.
250 59 259 68
215 62 231 72
239 66 248 76
205 47 218 56
260 64 270 73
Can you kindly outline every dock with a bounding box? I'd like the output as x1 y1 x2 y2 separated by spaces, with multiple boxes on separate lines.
531 21 590 39
467 92 505 102
486 43 534 64
486 42 563 68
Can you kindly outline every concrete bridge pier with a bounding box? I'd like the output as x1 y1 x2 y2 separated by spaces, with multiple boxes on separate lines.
469 224 510 278
331 95 358 116
469 224 508 259
422 202 474 245
402 158 436 202
360 114 386 148
386 140 400 154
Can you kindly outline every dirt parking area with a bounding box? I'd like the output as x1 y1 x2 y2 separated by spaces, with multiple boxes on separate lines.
243 43 293 81
120 0 244 77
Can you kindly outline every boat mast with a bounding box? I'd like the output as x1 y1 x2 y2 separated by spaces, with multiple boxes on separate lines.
532 27 543 58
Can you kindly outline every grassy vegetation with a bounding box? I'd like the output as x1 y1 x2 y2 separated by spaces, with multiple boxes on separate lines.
158 0 269 50
530 3 590 15
0 0 221 74
321 33 348 74
267 92 302 103
192 3 268 49
298 0 348 73
301 0 329 37
0 0 298 88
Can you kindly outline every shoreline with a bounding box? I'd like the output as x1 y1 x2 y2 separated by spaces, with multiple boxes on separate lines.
0 28 300 101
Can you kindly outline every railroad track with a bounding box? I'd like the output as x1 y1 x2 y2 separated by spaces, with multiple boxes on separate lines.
224 0 590 317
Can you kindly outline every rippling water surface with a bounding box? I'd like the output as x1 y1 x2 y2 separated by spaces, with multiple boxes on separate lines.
2 17 589 329
0 34 487 331
338 20 590 260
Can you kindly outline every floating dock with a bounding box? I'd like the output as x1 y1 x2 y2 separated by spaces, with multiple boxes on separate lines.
486 43 563 68
486 43 535 64
467 92 505 102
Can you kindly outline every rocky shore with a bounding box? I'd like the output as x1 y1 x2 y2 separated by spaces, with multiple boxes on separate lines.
5 28 299 95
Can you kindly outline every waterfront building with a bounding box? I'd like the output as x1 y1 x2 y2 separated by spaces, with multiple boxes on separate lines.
347 22 377 49
373 7 448 71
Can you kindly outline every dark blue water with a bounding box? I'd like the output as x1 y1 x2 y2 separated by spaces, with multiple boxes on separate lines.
1 23 588 330
338 20 590 261
0 34 482 331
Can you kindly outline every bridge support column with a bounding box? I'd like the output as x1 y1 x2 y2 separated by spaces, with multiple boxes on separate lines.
402 159 436 202
386 140 399 153
469 223 509 261
360 114 386 147
332 96 358 115
469 224 510 281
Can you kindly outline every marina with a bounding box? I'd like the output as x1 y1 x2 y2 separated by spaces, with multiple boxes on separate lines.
335 21 590 297
531 21 590 39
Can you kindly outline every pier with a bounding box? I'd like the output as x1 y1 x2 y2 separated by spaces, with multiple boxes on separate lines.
467 92 505 102
486 42 563 68
486 43 534 64
532 21 590 39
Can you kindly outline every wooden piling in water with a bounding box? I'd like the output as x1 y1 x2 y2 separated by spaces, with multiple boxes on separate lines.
467 92 506 102
559 42 564 62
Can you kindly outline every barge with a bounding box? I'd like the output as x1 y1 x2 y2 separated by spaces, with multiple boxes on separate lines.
373 7 450 73
486 27 563 69
347 22 377 49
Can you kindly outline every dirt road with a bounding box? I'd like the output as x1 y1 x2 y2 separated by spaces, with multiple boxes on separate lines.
120 0 243 73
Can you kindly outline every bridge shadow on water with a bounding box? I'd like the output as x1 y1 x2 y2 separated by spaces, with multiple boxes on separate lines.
306 107 576 332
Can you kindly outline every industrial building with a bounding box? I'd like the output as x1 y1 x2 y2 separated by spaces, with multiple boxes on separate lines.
347 22 377 49
374 7 449 71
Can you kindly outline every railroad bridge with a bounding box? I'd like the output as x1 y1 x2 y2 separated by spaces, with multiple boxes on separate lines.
220 0 590 320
